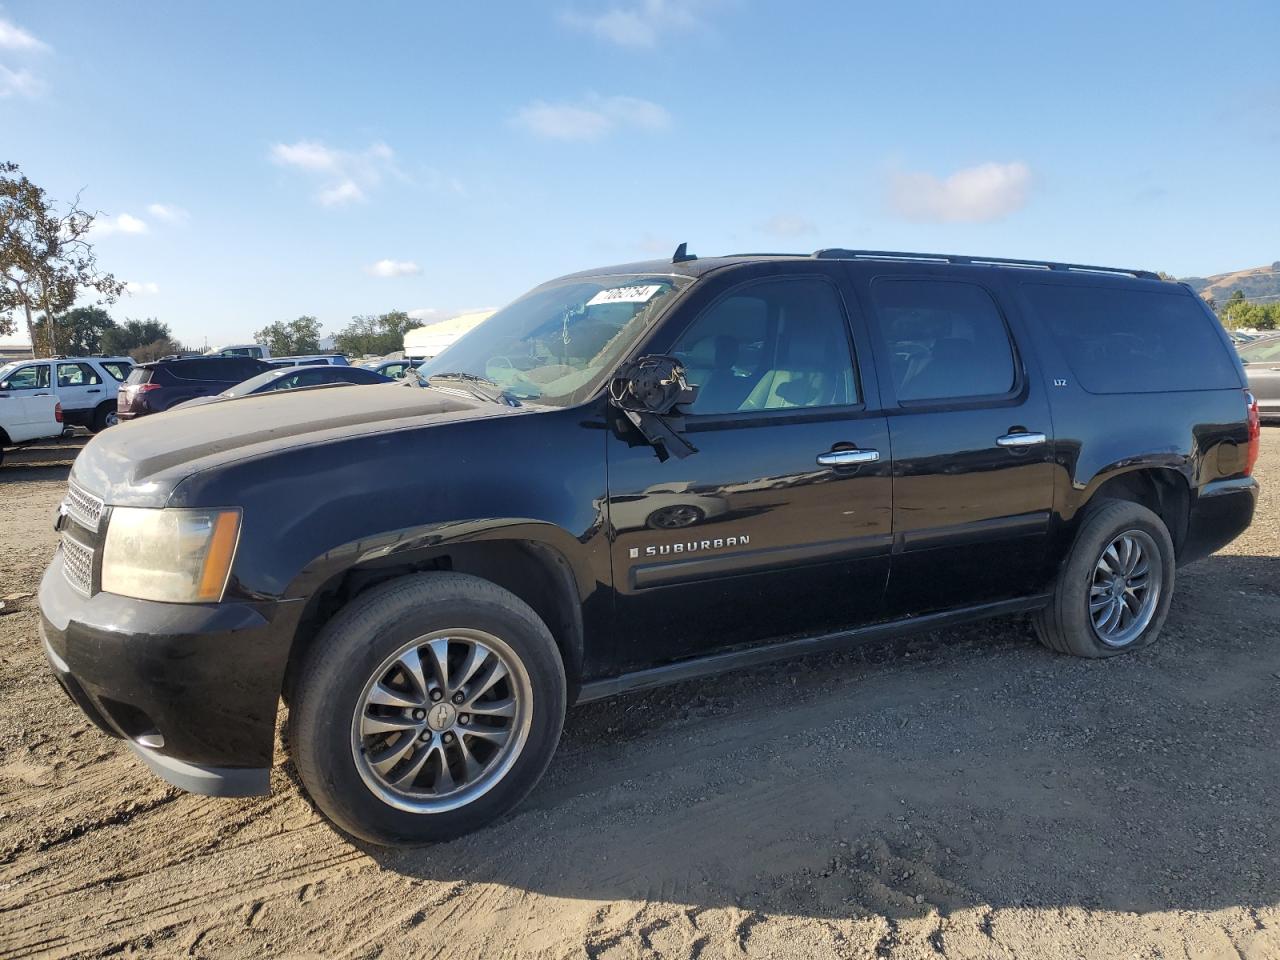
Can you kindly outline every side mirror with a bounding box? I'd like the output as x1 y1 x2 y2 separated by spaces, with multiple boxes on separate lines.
0 381 9 391
609 356 699 460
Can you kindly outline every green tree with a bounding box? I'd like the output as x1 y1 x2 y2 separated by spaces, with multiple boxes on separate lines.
254 315 322 356
131 336 187 362
31 306 116 355
0 162 125 352
332 310 417 357
100 318 174 357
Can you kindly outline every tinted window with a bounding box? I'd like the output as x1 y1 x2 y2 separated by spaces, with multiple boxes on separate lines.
3 364 50 390
1023 284 1241 394
671 277 858 415
168 358 271 381
57 362 103 387
100 361 131 381
871 279 1016 402
1238 337 1280 364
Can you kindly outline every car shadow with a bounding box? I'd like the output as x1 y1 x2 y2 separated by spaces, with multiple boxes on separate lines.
358 551 1280 921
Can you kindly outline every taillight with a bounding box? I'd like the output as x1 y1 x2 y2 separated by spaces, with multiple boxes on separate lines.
132 382 162 393
1245 389 1260 477
54 402 63 424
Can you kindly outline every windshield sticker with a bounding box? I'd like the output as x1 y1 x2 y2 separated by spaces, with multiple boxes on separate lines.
588 284 664 306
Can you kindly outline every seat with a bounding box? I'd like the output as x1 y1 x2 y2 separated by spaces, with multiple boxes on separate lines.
692 335 758 413
741 315 845 411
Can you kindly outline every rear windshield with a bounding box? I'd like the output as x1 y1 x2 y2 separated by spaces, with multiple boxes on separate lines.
1021 283 1241 394
124 366 153 385
166 358 272 381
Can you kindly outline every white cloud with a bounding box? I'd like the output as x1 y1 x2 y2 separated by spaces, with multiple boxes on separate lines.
269 139 400 207
888 161 1032 224
366 259 422 278
0 18 49 52
561 1 701 47
760 213 817 238
408 307 442 322
146 203 188 222
514 94 670 141
125 281 160 296
0 64 41 98
92 213 149 236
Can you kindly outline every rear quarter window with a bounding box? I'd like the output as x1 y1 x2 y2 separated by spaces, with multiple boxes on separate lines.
1022 283 1241 394
99 361 132 381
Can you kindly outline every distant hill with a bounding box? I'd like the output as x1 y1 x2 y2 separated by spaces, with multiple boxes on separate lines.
1181 262 1280 305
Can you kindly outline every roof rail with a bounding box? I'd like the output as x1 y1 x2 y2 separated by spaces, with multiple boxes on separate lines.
811 248 1159 281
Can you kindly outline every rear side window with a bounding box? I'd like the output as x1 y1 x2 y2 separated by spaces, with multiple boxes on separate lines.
1023 283 1241 394
57 362 103 387
870 279 1016 402
100 361 131 381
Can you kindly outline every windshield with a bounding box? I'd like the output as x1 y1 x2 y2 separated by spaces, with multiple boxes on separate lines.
416 274 691 406
0 362 18 382
1239 336 1280 363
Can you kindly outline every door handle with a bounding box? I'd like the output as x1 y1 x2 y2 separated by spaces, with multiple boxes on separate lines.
87 389 101 394
817 448 880 467
996 432 1047 448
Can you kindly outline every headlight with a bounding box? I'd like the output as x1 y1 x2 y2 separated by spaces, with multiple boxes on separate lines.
101 507 242 603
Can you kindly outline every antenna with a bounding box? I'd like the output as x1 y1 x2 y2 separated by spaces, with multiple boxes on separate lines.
672 242 697 264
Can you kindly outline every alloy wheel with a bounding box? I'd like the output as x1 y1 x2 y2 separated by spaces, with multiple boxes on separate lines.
1089 529 1161 648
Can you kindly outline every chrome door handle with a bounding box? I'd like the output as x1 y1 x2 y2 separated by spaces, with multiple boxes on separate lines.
996 432 1047 448
817 449 880 467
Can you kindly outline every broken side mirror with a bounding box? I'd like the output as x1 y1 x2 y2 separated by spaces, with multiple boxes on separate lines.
608 356 700 461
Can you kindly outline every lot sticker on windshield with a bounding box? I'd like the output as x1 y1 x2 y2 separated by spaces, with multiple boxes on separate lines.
588 284 663 306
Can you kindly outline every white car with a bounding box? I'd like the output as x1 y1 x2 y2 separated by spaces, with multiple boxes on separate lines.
0 356 132 432
0 386 61 466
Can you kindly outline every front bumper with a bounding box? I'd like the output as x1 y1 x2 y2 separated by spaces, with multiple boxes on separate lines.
39 550 302 796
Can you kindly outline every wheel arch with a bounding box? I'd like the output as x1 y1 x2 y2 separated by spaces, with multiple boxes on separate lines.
281 524 590 704
1073 464 1191 554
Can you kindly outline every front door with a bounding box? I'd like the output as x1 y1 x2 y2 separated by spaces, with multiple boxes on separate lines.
851 266 1057 615
0 363 52 438
607 263 893 670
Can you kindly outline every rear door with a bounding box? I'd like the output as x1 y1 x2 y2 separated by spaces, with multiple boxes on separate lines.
849 264 1056 615
606 261 893 668
55 361 106 417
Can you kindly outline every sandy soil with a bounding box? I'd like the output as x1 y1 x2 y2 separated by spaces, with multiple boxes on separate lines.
1 431 1277 960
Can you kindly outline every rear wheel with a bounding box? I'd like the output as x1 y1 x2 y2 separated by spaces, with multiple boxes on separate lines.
291 573 566 845
1033 499 1175 658
89 403 118 433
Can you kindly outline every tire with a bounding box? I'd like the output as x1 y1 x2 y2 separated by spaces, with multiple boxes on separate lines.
89 402 118 433
1033 498 1175 658
290 572 566 845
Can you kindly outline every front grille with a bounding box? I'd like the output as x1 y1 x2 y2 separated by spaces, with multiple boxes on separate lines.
61 534 94 596
65 481 104 533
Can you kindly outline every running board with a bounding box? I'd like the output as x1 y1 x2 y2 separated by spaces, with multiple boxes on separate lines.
575 594 1051 703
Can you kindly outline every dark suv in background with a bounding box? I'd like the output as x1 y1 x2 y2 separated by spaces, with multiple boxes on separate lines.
117 356 273 419
40 247 1259 846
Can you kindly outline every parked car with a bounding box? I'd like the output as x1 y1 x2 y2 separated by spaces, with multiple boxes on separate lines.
0 356 132 432
269 354 350 368
116 356 273 419
1229 330 1258 346
359 358 416 380
1238 334 1280 422
39 247 1258 846
0 389 62 465
174 364 395 408
207 343 271 360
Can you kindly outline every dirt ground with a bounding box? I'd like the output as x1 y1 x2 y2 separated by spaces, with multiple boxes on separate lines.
1 430 1277 960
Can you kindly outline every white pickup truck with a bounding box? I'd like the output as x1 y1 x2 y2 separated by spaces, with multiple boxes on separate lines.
0 386 62 466
0 356 132 432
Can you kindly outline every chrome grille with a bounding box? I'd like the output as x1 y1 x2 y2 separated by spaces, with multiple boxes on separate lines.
61 534 94 596
65 481 104 533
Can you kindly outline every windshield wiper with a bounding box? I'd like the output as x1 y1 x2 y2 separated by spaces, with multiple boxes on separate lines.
426 372 522 407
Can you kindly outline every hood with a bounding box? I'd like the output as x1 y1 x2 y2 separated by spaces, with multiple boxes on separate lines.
73 383 512 505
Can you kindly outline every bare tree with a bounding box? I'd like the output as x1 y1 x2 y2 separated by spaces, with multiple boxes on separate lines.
1 161 126 355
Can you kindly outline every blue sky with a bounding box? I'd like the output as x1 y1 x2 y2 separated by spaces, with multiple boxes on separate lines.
2 0 1278 348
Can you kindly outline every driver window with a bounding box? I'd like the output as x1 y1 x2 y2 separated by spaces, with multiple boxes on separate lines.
671 277 859 416
4 365 50 390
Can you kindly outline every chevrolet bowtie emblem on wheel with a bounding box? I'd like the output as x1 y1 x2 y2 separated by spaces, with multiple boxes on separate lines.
629 534 750 560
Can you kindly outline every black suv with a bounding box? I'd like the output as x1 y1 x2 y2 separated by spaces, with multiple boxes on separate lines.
117 356 273 419
39 248 1260 845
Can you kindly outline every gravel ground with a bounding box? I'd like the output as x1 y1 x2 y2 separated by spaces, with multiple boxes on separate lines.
0 430 1277 960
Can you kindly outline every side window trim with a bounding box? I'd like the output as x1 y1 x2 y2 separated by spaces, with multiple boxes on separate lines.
863 274 1027 410
664 272 866 423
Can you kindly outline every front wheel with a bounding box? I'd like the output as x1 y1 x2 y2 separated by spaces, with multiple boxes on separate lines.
291 573 566 845
1034 499 1175 658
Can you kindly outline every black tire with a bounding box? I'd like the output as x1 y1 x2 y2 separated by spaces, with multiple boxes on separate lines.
89 402 118 433
290 572 566 845
1033 499 1175 658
